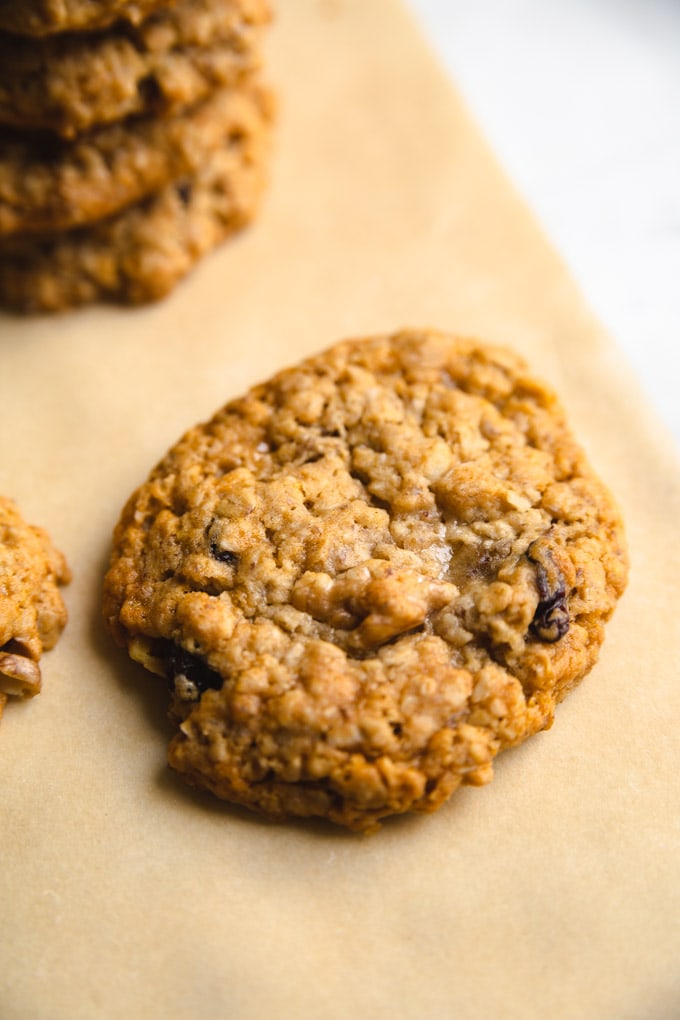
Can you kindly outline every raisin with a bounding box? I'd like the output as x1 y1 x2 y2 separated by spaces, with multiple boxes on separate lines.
167 643 222 701
209 541 239 567
137 75 162 107
176 181 192 206
527 542 570 643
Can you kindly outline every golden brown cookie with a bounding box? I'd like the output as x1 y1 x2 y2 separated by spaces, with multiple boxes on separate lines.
0 0 271 138
0 77 267 238
0 80 272 310
0 0 176 37
102 330 628 831
0 496 70 722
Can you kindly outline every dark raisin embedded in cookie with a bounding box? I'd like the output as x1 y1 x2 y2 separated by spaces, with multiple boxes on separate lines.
527 538 570 643
103 330 628 831
166 643 223 705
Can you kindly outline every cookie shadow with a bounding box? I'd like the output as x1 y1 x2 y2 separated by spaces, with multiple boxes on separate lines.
153 758 443 842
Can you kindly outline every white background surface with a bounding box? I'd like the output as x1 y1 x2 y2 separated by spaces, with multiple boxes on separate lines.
405 0 680 449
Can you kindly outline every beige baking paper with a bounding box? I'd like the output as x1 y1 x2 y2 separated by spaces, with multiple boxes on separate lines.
1 2 679 1018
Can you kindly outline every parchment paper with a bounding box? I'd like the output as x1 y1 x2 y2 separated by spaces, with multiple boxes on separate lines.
1 2 679 1018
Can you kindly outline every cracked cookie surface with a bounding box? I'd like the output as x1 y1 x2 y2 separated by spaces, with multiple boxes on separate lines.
0 0 271 138
0 496 70 722
103 330 628 831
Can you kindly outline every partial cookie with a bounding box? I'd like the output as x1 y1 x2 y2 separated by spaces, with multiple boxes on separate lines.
0 0 271 138
0 0 176 37
0 496 70 722
102 330 628 832
0 78 266 237
0 82 272 310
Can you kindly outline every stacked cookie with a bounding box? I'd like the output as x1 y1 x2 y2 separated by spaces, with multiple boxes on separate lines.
0 0 274 312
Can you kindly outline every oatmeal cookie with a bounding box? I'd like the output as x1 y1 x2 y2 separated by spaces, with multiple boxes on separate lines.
0 496 70 722
0 0 271 138
102 330 628 831
0 0 176 37
0 78 266 237
0 80 272 310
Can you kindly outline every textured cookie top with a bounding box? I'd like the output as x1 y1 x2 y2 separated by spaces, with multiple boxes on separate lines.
0 0 175 37
0 496 70 715
103 331 628 830
0 0 271 137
